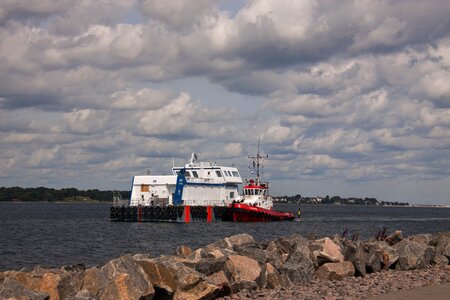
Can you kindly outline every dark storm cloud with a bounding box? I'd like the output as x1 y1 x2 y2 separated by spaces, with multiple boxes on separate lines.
0 93 60 110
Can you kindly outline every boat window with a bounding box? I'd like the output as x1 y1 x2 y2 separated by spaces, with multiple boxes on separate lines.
232 171 239 177
215 170 222 177
192 171 199 178
230 192 234 198
185 171 191 177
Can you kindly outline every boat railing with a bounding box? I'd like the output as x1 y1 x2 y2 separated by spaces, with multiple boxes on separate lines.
112 191 129 207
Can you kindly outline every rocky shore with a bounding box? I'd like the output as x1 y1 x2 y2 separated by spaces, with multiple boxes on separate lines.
1 231 449 300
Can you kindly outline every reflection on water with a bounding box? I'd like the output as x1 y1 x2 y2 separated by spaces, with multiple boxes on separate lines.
0 202 449 271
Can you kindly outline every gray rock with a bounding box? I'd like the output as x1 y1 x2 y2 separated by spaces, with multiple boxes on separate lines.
57 271 84 299
183 256 227 276
233 244 268 264
264 240 286 268
211 234 256 250
393 239 427 270
0 277 49 300
433 233 450 259
279 237 315 284
343 240 366 276
408 234 431 246
364 241 398 273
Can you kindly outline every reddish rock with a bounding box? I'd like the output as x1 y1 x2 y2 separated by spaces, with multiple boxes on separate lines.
2 270 62 300
315 261 355 280
173 281 220 300
83 254 154 299
0 277 49 300
207 270 230 289
99 273 153 300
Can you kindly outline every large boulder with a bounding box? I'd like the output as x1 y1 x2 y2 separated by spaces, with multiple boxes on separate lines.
137 256 202 295
1 269 65 300
315 261 355 280
409 234 431 246
393 239 427 270
225 255 261 292
206 270 231 295
363 241 398 273
56 269 84 299
183 257 227 276
310 237 344 264
343 240 366 276
258 263 290 290
264 240 288 268
0 277 49 300
233 244 268 264
83 254 154 300
432 233 450 259
279 237 315 284
210 234 255 250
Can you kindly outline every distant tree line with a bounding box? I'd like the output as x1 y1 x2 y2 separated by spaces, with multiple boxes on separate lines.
0 187 130 202
273 194 409 206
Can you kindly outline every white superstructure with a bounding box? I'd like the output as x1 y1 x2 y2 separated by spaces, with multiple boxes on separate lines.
129 154 242 207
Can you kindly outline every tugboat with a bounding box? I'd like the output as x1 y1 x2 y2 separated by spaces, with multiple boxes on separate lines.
226 141 295 222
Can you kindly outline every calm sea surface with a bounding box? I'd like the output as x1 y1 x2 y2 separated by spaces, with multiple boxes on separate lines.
0 202 449 271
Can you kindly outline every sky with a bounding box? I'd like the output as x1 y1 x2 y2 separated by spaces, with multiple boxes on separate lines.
1 0 450 205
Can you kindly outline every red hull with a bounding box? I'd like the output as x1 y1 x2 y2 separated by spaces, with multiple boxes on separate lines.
227 203 295 222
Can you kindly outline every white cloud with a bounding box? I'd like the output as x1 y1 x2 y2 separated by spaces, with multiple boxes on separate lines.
0 0 450 203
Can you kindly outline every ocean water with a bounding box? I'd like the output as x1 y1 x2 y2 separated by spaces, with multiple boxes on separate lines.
0 202 449 271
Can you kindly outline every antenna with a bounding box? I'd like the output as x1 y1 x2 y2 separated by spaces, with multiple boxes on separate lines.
248 138 268 185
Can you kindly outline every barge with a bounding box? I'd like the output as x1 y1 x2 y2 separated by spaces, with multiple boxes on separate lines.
110 148 294 222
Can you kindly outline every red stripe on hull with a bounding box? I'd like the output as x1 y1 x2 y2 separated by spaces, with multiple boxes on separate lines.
228 203 295 222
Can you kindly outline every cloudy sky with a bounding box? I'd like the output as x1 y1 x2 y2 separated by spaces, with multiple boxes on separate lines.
1 0 450 204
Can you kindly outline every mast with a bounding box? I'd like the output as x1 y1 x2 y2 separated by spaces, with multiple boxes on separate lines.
248 139 268 185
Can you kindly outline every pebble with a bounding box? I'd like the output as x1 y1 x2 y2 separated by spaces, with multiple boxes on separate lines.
218 266 449 300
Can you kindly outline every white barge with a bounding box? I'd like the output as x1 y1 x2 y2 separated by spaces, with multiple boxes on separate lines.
110 154 243 222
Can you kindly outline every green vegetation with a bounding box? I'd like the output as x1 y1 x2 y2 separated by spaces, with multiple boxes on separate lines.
0 187 130 202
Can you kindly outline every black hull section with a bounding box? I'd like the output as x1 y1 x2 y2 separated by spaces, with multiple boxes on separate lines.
110 205 229 222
